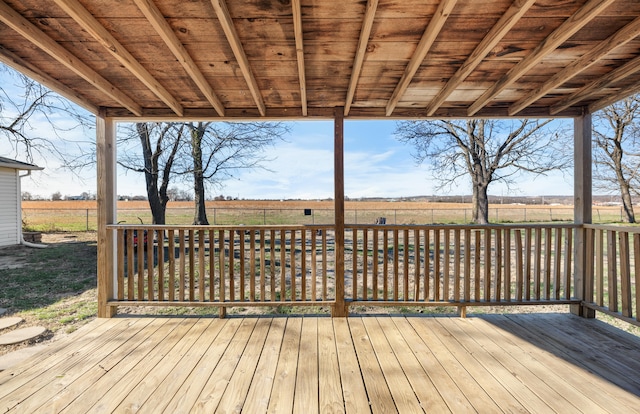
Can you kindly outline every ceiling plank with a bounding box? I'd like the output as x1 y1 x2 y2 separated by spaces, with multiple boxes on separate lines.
551 55 640 115
467 0 617 116
133 0 224 117
510 15 640 116
0 0 142 116
210 0 266 117
0 45 99 114
426 0 535 116
53 0 183 116
344 0 378 116
291 0 307 116
385 0 457 116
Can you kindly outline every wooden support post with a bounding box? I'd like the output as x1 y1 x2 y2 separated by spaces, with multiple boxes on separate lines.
97 108 117 317
333 107 347 317
572 113 595 318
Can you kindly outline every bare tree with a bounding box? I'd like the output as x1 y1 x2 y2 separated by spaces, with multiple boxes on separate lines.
184 122 289 225
593 96 640 223
118 122 185 224
0 65 91 163
395 119 569 224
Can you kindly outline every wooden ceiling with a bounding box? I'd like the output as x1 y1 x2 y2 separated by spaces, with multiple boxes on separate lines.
2 0 640 120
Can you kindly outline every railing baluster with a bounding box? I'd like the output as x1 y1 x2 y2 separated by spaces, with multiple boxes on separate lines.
353 228 358 300
453 228 461 302
634 233 640 322
300 229 306 301
363 229 368 301
515 229 523 301
533 228 541 300
117 229 124 300
219 229 225 302
596 229 604 306
188 230 195 301
474 230 480 301
554 227 563 300
322 229 328 301
383 229 389 301
619 231 632 318
403 228 409 301
564 228 572 300
584 228 594 305
126 229 135 300
414 228 421 301
280 230 286 301
250 230 256 301
198 229 205 302
504 229 511 302
260 229 266 301
425 229 431 301
607 230 618 312
484 228 491 302
393 229 399 301
168 229 175 302
147 230 155 301
229 229 235 302
495 228 502 302
272 229 277 301
464 229 471 302
524 228 532 301
178 230 185 301
544 227 552 300
443 228 450 302
373 228 379 301
434 228 441 301
157 229 164 302
240 228 246 302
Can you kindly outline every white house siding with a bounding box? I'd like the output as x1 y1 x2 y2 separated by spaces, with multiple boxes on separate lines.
0 167 19 247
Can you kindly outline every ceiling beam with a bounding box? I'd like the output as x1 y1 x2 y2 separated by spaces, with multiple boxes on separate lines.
589 82 640 113
510 15 640 116
385 0 457 116
291 0 307 116
53 0 183 116
426 0 535 116
467 0 617 116
0 45 99 114
210 0 266 117
551 54 640 115
344 0 378 116
133 0 224 117
0 1 142 116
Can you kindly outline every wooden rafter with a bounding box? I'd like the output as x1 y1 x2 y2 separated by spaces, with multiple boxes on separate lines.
589 81 640 113
425 0 535 117
0 1 141 116
0 45 99 114
551 55 640 115
344 0 378 117
291 0 307 116
467 0 617 117
133 0 224 117
53 0 183 116
385 0 457 117
510 16 640 116
210 0 266 117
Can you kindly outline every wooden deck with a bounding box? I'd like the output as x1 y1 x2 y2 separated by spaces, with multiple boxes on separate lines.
1 314 639 413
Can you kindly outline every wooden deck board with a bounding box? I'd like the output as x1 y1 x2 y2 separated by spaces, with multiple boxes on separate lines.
1 314 639 413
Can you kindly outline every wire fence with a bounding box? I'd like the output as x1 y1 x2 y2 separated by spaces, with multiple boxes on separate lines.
21 206 629 232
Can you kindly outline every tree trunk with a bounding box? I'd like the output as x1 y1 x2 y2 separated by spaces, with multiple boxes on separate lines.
471 183 489 224
137 123 166 225
191 125 209 225
618 175 636 223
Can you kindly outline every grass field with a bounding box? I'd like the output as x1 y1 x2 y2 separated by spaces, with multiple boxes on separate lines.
21 200 630 232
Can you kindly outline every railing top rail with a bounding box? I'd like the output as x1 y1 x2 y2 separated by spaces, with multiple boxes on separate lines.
345 223 581 230
108 223 336 230
583 223 640 233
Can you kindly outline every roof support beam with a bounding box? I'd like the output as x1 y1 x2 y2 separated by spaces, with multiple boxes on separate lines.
0 45 99 114
133 0 225 117
551 55 640 115
344 0 378 116
426 0 535 116
210 0 266 117
291 0 307 116
385 0 457 117
510 15 640 116
589 81 640 114
0 1 142 116
53 0 183 116
467 0 617 116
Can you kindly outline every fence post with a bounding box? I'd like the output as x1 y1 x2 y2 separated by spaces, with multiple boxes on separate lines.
86 209 89 231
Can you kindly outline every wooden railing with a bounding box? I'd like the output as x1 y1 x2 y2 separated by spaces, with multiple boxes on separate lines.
346 224 580 311
584 224 640 326
109 225 336 314
106 223 581 315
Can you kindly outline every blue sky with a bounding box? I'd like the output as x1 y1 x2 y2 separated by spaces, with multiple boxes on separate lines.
1 67 575 200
